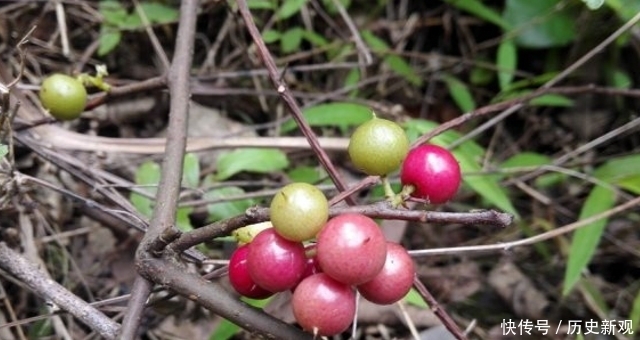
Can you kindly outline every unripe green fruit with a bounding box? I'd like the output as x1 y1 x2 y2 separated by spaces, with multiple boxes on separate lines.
39 74 88 121
348 117 409 176
270 183 329 242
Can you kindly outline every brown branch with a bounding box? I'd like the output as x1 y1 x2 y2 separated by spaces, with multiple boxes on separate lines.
170 204 513 253
0 243 120 339
120 0 199 338
413 277 468 340
236 0 355 205
140 256 313 340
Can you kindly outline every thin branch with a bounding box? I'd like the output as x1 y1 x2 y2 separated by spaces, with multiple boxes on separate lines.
409 195 640 256
120 0 199 338
170 203 513 253
236 0 355 205
140 256 313 340
413 277 467 340
0 243 120 339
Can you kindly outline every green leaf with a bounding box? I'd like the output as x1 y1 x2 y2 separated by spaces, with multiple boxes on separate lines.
404 119 518 217
441 74 476 112
130 161 161 218
444 0 511 30
529 94 574 107
100 0 128 26
138 2 178 24
182 153 200 188
593 154 640 184
216 148 288 180
280 102 373 133
469 57 495 86
204 184 257 222
562 185 616 296
176 207 194 232
361 31 423 86
301 29 329 47
607 67 632 89
262 29 281 44
321 0 352 14
280 27 303 54
209 296 273 340
497 39 517 91
98 28 122 56
276 0 308 20
503 0 576 48
344 68 360 98
499 152 564 188
287 166 324 184
0 144 8 159
403 288 428 308
247 0 277 10
630 288 640 334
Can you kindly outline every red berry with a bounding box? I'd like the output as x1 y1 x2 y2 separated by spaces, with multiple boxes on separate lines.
357 242 415 304
316 214 387 285
228 245 273 299
247 229 306 292
400 144 461 204
292 273 356 336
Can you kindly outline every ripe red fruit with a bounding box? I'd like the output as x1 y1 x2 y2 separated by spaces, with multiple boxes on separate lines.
292 273 356 336
247 229 306 292
316 213 387 285
228 245 273 299
357 242 415 305
400 144 461 204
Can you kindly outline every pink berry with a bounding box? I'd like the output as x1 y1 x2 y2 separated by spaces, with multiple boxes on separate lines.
228 245 274 299
247 229 306 292
400 144 461 204
357 242 415 304
292 273 356 336
316 213 387 285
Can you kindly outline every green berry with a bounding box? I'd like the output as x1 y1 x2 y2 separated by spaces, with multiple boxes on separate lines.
39 74 88 121
348 117 409 176
270 183 329 242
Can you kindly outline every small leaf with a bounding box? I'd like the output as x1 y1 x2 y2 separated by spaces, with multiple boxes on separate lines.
441 74 476 112
98 28 122 56
562 185 616 296
629 288 640 334
280 27 303 54
176 207 194 232
129 161 161 218
403 288 428 308
204 185 257 222
361 31 422 86
0 144 8 159
344 68 360 98
182 153 200 188
497 39 517 91
280 102 373 133
216 148 289 180
301 29 329 47
138 2 178 24
209 296 273 340
287 166 323 184
444 0 512 30
503 0 576 48
99 0 128 26
247 0 277 10
262 29 281 44
529 94 574 107
276 0 308 20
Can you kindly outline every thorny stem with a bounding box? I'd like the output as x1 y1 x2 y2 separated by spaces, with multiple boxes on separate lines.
236 0 355 205
413 277 468 340
120 0 198 338
170 203 513 254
